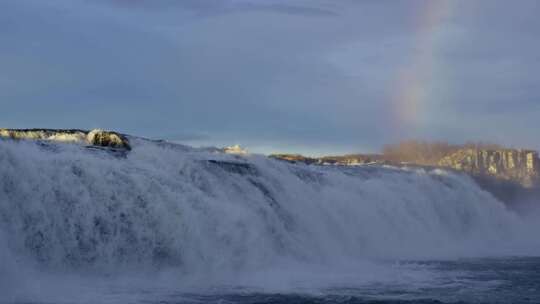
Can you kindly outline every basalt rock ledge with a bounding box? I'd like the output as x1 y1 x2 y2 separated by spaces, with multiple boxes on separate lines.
0 128 131 151
438 149 539 188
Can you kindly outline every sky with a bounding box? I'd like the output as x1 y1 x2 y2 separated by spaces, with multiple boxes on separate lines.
1 0 539 155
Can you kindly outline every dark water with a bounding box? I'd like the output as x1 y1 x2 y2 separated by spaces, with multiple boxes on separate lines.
85 257 539 304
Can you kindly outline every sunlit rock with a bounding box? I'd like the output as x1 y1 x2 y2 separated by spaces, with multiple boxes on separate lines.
223 144 248 155
0 128 86 143
86 129 131 150
438 149 540 188
0 128 131 151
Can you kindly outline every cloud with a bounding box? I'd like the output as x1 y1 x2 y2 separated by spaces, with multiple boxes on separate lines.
1 0 539 153
99 0 339 16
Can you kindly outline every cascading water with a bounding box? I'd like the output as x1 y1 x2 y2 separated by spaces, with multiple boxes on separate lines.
1 136 539 303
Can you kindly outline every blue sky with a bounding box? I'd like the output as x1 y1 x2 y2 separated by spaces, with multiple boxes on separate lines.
1 0 539 155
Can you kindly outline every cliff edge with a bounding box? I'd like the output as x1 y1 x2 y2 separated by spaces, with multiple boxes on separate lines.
438 149 539 188
272 147 540 191
0 128 131 151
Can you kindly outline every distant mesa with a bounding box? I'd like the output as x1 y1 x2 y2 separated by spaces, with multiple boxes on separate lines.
0 128 131 151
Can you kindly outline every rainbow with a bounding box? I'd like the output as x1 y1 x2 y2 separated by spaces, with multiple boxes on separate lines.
390 0 454 134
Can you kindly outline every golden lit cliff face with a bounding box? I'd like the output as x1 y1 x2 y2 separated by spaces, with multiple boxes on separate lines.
0 129 131 150
438 149 540 188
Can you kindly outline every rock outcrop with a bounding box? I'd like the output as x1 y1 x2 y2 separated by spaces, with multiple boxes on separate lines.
438 149 539 188
270 154 385 166
0 128 131 151
272 148 540 190
223 144 248 155
86 129 131 150
0 128 87 143
269 154 319 164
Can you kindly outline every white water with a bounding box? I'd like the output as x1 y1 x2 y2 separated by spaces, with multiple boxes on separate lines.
1 137 539 303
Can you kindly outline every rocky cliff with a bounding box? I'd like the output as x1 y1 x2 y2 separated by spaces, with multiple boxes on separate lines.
0 128 131 150
438 149 540 188
272 148 540 189
272 148 540 205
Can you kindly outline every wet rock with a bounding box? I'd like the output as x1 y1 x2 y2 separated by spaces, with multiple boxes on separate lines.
0 128 131 151
86 129 131 151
